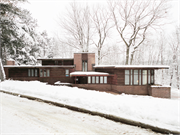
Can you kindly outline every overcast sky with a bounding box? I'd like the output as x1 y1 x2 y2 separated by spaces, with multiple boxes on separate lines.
24 0 180 37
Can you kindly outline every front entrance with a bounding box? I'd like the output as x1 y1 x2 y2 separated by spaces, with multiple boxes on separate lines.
74 76 87 84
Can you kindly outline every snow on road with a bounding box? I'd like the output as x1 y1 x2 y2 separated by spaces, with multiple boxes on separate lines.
0 80 180 133
0 92 159 134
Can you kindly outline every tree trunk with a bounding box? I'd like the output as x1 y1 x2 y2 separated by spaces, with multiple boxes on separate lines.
0 58 6 81
130 50 135 65
125 46 130 65
98 49 101 65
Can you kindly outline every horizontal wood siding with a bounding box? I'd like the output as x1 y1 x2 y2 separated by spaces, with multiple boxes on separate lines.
42 60 74 65
42 60 55 65
9 68 28 77
114 69 124 85
95 68 115 74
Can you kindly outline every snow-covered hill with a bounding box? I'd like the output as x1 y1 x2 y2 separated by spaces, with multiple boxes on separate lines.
0 80 180 132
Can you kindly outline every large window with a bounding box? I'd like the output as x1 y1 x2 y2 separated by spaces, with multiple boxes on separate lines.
125 69 154 85
134 70 138 85
125 70 130 85
142 70 147 85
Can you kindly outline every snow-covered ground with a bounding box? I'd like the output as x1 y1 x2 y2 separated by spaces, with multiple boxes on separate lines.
0 80 180 133
0 92 160 134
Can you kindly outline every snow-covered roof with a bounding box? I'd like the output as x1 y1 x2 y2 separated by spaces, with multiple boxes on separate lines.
37 58 74 60
70 72 109 76
4 65 75 68
94 65 169 69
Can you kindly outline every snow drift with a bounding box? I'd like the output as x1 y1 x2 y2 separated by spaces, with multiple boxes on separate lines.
0 80 179 132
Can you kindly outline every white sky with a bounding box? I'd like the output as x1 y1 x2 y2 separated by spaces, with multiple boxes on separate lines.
23 0 180 37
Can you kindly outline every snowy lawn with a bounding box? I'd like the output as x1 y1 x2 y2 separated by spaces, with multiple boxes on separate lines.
0 80 179 132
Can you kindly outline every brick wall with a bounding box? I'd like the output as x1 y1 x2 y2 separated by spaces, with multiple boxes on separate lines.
87 53 95 71
6 60 15 65
74 53 82 71
112 85 148 95
150 86 171 98
72 84 111 91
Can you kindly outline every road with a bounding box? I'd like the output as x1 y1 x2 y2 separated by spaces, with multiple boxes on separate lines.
0 92 161 135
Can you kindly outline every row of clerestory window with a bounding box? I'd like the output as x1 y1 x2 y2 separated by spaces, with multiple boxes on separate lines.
28 69 69 77
88 76 107 84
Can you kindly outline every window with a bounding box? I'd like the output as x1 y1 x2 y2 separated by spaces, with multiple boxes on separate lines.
134 70 138 85
96 76 99 83
148 70 151 84
125 70 129 85
104 76 107 84
139 70 141 85
142 70 147 85
35 69 38 77
28 69 31 77
65 69 69 77
39 69 50 77
31 69 34 77
100 76 103 83
92 76 95 83
55 61 58 65
130 70 133 85
44 69 46 77
124 69 154 86
87 76 107 84
47 69 50 77
82 60 87 71
151 70 154 84
40 69 43 77
88 76 91 83
28 69 38 77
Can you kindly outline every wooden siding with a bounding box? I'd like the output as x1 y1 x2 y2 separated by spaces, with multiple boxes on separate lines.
9 68 29 77
114 69 125 85
42 60 73 66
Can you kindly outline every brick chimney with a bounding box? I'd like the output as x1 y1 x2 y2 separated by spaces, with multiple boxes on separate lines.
6 59 15 65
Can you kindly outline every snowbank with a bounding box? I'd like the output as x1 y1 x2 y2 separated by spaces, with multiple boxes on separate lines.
0 80 179 132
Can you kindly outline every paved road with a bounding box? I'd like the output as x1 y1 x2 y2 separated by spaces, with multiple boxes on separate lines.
0 92 161 135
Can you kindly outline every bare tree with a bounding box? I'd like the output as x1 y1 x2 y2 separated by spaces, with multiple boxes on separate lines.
108 0 168 65
169 27 180 89
58 2 91 52
91 5 113 64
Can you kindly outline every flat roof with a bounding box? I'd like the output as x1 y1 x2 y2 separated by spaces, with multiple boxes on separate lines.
37 58 74 60
70 72 109 76
4 65 75 68
94 65 169 69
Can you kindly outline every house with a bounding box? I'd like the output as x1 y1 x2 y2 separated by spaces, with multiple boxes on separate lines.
4 52 171 98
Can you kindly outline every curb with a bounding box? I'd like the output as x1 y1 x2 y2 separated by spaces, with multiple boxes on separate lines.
1 90 180 134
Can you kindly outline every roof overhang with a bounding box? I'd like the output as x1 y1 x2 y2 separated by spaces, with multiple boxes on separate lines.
70 72 109 77
94 65 169 69
37 58 74 61
4 65 75 68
